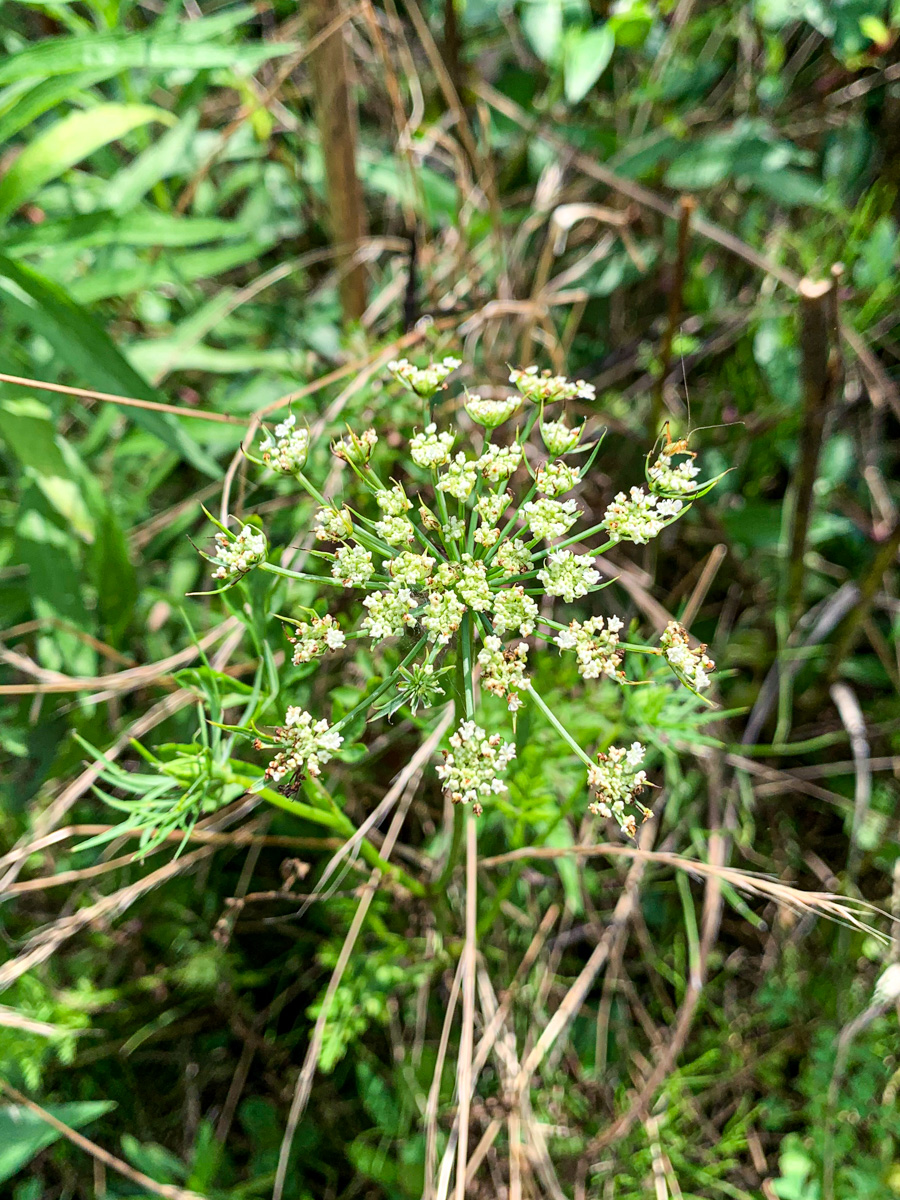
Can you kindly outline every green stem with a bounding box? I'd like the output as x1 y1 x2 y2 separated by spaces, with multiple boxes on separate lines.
526 683 593 768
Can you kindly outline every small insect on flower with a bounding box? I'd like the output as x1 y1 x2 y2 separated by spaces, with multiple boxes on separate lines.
211 525 267 581
647 433 702 497
510 366 596 404
259 413 309 475
388 356 461 397
660 621 715 691
436 720 516 810
602 486 682 545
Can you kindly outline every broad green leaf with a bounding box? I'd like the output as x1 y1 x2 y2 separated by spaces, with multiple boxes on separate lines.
0 1101 115 1184
0 103 173 224
106 109 200 214
0 28 300 86
0 70 111 145
564 25 615 102
0 255 220 477
521 0 565 63
0 397 94 541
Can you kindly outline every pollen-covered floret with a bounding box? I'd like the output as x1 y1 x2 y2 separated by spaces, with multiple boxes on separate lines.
492 586 538 637
315 505 354 541
265 708 343 782
259 413 309 475
361 588 417 638
587 742 649 836
455 556 493 612
523 497 580 541
375 515 415 545
435 720 517 810
422 589 466 644
464 393 521 428
510 366 596 404
540 417 583 456
388 356 461 397
537 550 600 602
660 621 715 691
388 551 435 586
477 636 529 710
212 525 267 580
494 537 532 578
602 487 682 545
289 614 346 664
477 442 523 482
332 544 375 586
410 423 455 468
555 616 623 679
648 448 701 496
436 452 478 502
536 461 580 498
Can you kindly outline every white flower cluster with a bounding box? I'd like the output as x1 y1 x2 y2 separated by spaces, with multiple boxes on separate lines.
477 637 529 711
510 366 596 403
555 616 624 679
410 423 455 468
523 497 580 540
602 487 682 545
537 550 600 602
587 742 649 835
660 621 715 691
648 449 701 496
229 358 714 823
388 356 461 396
259 413 309 475
436 720 517 813
265 708 343 782
211 525 267 580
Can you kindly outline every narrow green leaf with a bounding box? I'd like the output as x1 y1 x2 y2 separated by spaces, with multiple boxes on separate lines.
0 103 173 224
0 255 220 477
0 1102 116 1184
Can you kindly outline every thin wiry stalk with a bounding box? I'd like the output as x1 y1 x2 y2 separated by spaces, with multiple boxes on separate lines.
454 814 478 1200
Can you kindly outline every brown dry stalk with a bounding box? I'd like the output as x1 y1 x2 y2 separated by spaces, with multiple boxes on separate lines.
0 371 246 424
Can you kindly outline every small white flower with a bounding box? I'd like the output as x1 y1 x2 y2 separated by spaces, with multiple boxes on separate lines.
361 588 417 639
211 525 267 580
476 491 512 526
536 461 580 498
492 586 538 637
554 616 623 679
523 497 580 541
464 392 521 428
443 515 466 541
660 621 714 691
289 614 346 664
388 551 435 586
437 453 478 502
540 417 583 455
265 708 343 781
436 719 516 809
455 556 493 612
375 515 416 545
422 589 466 643
259 413 309 474
477 442 523 482
410 422 455 468
375 481 412 516
332 544 374 586
332 428 377 466
494 537 532 577
510 366 595 404
388 356 461 397
314 505 354 541
587 741 649 836
648 446 701 496
478 636 529 709
537 550 600 602
602 487 682 544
